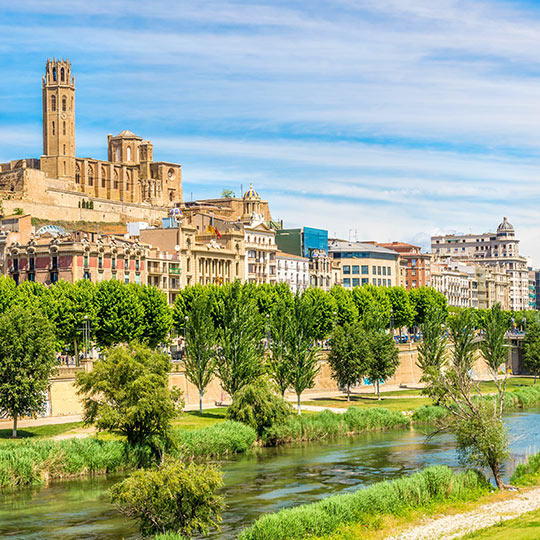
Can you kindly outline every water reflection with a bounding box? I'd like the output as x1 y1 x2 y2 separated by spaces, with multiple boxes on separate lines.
0 410 538 539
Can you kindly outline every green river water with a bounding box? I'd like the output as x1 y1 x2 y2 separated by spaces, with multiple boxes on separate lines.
0 410 538 539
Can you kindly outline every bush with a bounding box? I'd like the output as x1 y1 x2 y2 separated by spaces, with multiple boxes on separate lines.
263 406 410 446
110 459 224 537
0 437 128 488
238 466 490 540
227 379 293 437
173 421 257 458
511 451 540 486
412 405 448 424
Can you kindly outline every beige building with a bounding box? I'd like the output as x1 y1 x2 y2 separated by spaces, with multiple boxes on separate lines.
0 59 182 224
475 265 510 310
328 240 400 289
431 218 529 311
309 249 333 291
431 260 478 309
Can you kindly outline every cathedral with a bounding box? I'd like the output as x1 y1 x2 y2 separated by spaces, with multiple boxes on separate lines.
0 59 182 222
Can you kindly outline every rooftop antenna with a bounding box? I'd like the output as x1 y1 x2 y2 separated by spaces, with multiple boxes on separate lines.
240 183 243 197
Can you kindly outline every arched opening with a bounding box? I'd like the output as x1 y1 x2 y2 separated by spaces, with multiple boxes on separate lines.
60 67 65 81
88 166 94 186
63 161 66 176
113 170 119 189
63 144 66 154
101 167 107 188
51 95 56 111
62 97 66 111
52 121 55 136
75 164 80 184
115 148 120 162
52 67 57 81
127 146 132 161
63 121 66 135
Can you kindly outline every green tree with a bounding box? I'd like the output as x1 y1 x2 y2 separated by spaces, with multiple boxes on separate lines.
523 321 540 383
109 459 224 537
422 308 510 489
132 284 172 348
285 292 321 414
302 287 338 340
330 285 358 325
417 303 447 377
226 378 292 437
388 286 415 333
409 287 448 327
0 306 57 437
328 322 369 400
478 304 511 415
216 282 265 397
184 293 218 412
93 280 144 347
221 189 235 198
365 331 400 399
76 344 182 461
0 276 16 314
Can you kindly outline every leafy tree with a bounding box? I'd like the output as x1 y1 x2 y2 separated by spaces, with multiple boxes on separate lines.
226 378 292 437
417 303 447 378
132 284 172 348
221 188 235 198
388 286 415 333
76 344 182 461
109 459 224 537
365 331 399 399
216 282 265 397
330 285 358 326
328 322 369 400
302 287 338 340
522 321 540 383
422 308 510 489
478 304 511 415
285 292 321 414
184 292 218 412
353 285 392 331
409 287 447 327
0 276 16 314
93 280 144 347
0 306 57 437
254 283 294 319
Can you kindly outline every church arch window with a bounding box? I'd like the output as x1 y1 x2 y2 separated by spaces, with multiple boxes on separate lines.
52 121 55 136
63 144 66 154
101 167 107 188
63 161 66 176
113 170 119 189
127 146 131 161
52 67 57 81
60 67 65 81
51 95 56 111
115 148 120 162
63 121 66 135
62 97 66 111
88 166 94 186
75 164 80 184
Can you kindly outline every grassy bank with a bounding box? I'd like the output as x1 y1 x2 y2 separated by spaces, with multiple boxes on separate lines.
0 421 84 439
461 508 540 539
238 465 490 539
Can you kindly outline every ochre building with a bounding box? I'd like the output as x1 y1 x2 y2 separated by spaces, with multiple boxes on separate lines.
0 59 182 223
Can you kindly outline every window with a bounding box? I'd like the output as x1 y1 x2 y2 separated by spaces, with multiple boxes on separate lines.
343 265 351 274
378 266 382 275
112 258 116 270
52 121 55 135
88 166 94 186
51 256 58 270
50 272 58 284
361 278 369 285
135 259 140 272
383 279 386 286
352 265 359 274
83 271 91 280
372 265 376 274
372 278 377 285
378 278 381 286
28 272 35 282
51 95 56 111
387 267 391 276
98 256 103 269
62 97 66 111
343 278 351 287
382 267 386 276
63 121 66 136
361 265 368 274
29 257 35 271
352 278 359 287
52 67 57 81
124 274 129 285
60 67 65 81
127 146 132 161
63 144 66 154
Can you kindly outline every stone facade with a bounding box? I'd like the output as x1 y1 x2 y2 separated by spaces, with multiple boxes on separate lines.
275 250 310 293
377 242 431 290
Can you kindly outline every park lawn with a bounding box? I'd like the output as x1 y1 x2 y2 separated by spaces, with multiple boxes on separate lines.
0 421 84 439
478 377 537 393
302 396 433 412
171 408 228 430
461 508 540 539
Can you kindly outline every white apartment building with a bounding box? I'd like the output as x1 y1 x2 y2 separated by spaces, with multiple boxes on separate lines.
275 251 310 293
431 218 528 311
431 261 476 308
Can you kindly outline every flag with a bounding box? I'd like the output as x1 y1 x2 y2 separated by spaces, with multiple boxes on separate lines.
215 228 222 239
206 225 216 235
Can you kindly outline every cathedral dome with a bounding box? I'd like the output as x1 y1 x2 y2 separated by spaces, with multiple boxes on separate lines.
243 184 260 200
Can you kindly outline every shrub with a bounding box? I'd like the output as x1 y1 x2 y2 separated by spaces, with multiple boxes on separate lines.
511 451 540 486
173 421 257 458
238 466 490 540
110 459 224 537
226 379 293 437
0 437 128 488
412 405 447 424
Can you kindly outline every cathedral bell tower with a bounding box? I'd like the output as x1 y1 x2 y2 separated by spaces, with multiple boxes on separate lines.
41 58 76 180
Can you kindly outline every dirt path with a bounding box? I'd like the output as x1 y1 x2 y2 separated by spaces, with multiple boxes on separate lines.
387 487 540 539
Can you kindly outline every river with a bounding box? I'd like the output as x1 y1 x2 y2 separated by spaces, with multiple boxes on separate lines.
1 410 539 539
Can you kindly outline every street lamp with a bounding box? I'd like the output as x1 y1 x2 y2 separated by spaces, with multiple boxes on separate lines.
81 315 90 367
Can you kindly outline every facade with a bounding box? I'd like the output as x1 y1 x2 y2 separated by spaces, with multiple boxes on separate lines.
309 249 333 291
430 260 477 308
328 240 400 289
4 229 148 286
275 251 310 293
275 227 328 258
431 218 529 311
528 268 536 310
0 59 182 223
475 265 510 310
377 242 431 290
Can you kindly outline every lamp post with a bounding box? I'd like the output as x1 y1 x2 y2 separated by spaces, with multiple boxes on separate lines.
82 314 90 367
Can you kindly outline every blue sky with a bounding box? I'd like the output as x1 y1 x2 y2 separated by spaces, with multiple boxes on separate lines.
2 0 540 262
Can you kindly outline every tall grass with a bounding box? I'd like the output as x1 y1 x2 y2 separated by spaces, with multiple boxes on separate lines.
510 451 540 486
264 407 410 446
0 438 128 489
238 465 490 540
173 420 257 459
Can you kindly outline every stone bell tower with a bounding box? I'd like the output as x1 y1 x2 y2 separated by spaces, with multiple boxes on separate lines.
41 58 76 180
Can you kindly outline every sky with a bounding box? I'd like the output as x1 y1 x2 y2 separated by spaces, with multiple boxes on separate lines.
1 0 540 263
